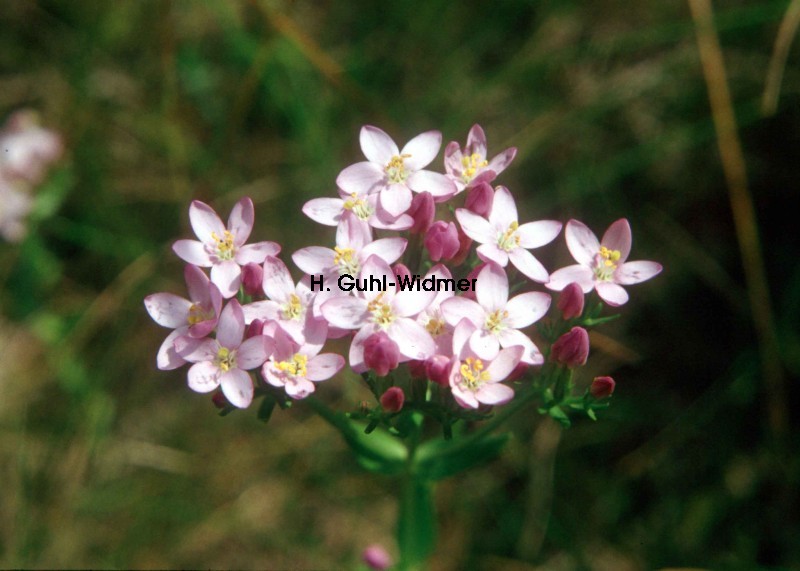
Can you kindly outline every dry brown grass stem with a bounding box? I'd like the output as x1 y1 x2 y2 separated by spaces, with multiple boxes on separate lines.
688 0 787 439
762 0 800 115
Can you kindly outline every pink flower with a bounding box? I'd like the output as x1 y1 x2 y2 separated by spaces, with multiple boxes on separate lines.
546 219 662 306
449 319 523 409
456 186 562 282
0 110 62 185
444 124 516 192
550 327 589 368
363 332 401 376
144 264 223 370
336 126 456 218
424 221 460 262
425 354 451 386
414 264 457 356
464 182 494 217
175 299 272 408
241 262 264 296
0 179 33 242
321 256 436 371
262 328 345 400
380 387 405 413
440 263 549 364
407 191 435 234
302 188 413 231
590 376 616 399
557 282 585 320
172 197 281 298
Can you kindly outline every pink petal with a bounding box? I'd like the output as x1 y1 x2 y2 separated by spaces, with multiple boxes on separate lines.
262 256 294 303
509 248 549 283
565 219 600 266
145 293 191 328
349 325 378 373
303 197 343 226
211 260 242 299
187 361 221 393
388 318 436 360
220 368 254 408
371 212 414 231
406 170 456 198
237 336 270 370
452 318 478 357
217 299 245 349
596 282 629 306
359 255 396 302
475 382 514 406
292 247 334 275
184 264 211 304
337 161 385 195
285 377 316 399
172 239 212 266
242 300 280 323
466 124 487 157
189 200 225 243
175 337 217 362
361 237 407 266
455 209 494 244
188 318 217 339
504 292 551 328
485 346 523 381
601 219 632 263
379 184 412 218
451 385 480 410
306 353 345 381
476 243 509 266
228 197 254 246
498 329 543 365
156 328 188 370
469 329 500 361
516 220 562 249
440 297 485 328
393 267 440 317
401 130 441 170
475 262 508 312
320 297 369 329
235 241 281 265
546 265 595 292
487 147 516 175
360 125 398 164
488 186 517 228
615 260 662 285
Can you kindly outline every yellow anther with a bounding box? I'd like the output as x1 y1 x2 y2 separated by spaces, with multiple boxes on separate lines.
275 353 308 378
188 303 213 325
342 193 372 220
210 230 236 260
425 317 445 336
216 346 236 372
368 293 395 327
594 246 622 280
282 294 303 320
385 153 412 183
461 153 489 181
460 357 490 388
485 309 509 333
497 220 520 252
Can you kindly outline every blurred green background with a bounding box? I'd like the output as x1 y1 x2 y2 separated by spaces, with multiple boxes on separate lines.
1 0 799 569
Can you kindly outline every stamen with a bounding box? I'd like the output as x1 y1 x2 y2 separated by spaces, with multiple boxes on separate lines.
275 353 308 378
485 309 509 333
497 221 520 252
459 357 490 388
282 293 303 320
216 346 237 372
460 153 488 182
210 230 236 260
385 153 412 183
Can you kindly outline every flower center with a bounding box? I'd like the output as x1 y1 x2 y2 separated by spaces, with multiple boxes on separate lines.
594 246 621 281
485 309 509 333
385 154 411 184
275 353 308 378
188 303 214 325
333 246 360 275
461 153 488 182
425 317 446 337
215 346 237 372
210 230 236 260
459 357 490 389
281 293 303 320
497 221 520 252
368 293 395 328
343 193 373 221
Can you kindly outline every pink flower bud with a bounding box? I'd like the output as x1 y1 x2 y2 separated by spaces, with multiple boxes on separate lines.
362 544 393 570
425 221 460 262
407 359 426 379
363 332 400 376
450 224 473 266
464 182 494 217
393 263 412 292
245 318 265 339
506 362 530 382
380 387 405 413
557 282 585 320
407 191 435 234
425 354 452 386
461 263 486 300
241 262 264 296
212 391 229 409
590 376 615 399
551 326 590 367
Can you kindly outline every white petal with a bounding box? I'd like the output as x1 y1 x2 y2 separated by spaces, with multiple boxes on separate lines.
217 298 245 349
401 130 442 170
565 219 600 266
504 292 551 328
235 242 280 265
455 209 494 244
546 265 595 292
172 240 212 266
302 198 343 226
306 353 345 381
144 293 191 328
596 282 629 306
476 382 515 406
211 260 242 299
389 318 436 360
498 329 542 365
440 297 485 328
337 161 385 195
601 219 632 263
361 237 407 266
187 361 221 393
615 261 662 285
360 125 398 164
156 328 188 370
509 248 549 283
237 336 269 370
476 243 509 266
220 369 254 408
228 197 254 246
189 200 225 243
475 262 508 312
488 186 517 228
516 220 562 249
292 247 334 275
320 297 369 329
469 329 500 361
406 170 456 198
262 256 295 302
379 184 412 218
485 346 523 381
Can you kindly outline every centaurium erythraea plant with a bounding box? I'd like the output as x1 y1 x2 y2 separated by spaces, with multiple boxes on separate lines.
144 123 662 569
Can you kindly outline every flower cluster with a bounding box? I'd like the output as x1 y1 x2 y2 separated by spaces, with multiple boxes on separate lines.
0 110 62 242
145 124 661 420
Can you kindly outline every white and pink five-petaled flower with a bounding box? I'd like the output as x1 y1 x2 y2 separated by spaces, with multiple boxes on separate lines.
262 328 345 400
144 264 223 370
449 319 523 410
172 197 281 298
441 262 549 365
456 186 562 283
321 256 437 372
546 219 662 306
175 299 272 409
444 124 517 192
302 188 414 232
336 126 456 219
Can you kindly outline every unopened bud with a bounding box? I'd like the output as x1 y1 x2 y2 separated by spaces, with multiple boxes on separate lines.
450 224 473 266
557 282 584 320
506 362 530 382
241 262 264 296
393 263 412 292
425 354 451 386
407 359 426 379
212 391 229 409
590 376 615 399
245 318 265 339
380 387 405 413
363 332 400 376
407 191 435 234
425 221 460 262
362 544 393 570
551 326 589 367
464 182 494 217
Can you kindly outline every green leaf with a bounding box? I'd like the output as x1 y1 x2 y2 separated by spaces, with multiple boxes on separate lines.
398 478 436 569
414 432 511 481
548 406 571 428
257 396 276 423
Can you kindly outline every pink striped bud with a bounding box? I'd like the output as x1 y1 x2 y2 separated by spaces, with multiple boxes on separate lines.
241 262 264 296
464 182 494 217
245 318 265 339
393 263 412 292
380 387 405 413
590 376 615 399
450 224 473 266
551 326 589 368
407 191 435 234
363 332 400 376
425 221 460 262
362 544 393 570
557 282 584 320
425 354 452 386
